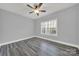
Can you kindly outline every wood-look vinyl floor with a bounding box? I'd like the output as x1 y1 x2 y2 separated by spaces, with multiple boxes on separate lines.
0 37 79 56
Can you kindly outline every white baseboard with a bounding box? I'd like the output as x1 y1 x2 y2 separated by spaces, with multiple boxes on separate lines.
35 36 79 49
0 36 35 46
0 35 79 49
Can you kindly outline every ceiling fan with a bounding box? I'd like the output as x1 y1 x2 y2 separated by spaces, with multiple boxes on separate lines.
27 3 46 16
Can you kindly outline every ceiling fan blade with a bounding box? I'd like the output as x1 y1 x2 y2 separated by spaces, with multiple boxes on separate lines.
39 10 46 12
34 3 38 9
38 3 43 8
27 4 34 9
29 11 34 13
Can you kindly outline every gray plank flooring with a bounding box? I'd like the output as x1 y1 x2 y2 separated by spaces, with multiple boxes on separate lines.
0 37 79 56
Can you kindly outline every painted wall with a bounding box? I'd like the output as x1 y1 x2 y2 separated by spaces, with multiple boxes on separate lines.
0 9 34 44
0 4 79 47
35 5 78 46
76 4 79 45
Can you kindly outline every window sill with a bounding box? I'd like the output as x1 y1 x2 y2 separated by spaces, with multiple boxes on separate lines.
40 33 57 36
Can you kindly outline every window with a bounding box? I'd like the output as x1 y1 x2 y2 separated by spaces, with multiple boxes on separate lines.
41 19 57 36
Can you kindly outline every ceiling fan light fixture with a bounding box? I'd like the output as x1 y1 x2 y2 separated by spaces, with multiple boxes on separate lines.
27 3 46 16
34 9 39 13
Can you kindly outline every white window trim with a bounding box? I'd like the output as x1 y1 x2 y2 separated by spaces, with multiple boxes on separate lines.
40 18 58 36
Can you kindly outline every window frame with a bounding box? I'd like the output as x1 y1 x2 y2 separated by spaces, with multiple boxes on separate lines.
40 19 57 36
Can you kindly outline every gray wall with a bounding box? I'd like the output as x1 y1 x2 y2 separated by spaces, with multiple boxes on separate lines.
76 4 79 45
35 5 79 45
0 4 79 46
0 9 34 44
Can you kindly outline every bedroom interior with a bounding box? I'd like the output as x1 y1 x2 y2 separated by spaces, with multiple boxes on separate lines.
0 3 79 56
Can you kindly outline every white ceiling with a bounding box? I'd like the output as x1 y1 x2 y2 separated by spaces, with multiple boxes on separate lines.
0 3 76 19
